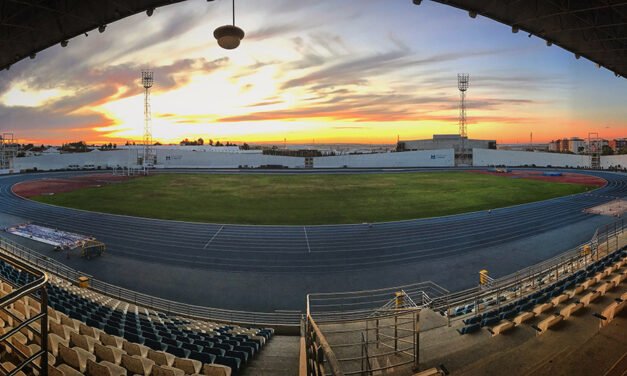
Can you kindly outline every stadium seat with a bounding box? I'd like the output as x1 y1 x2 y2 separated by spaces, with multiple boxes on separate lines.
59 343 96 373
560 302 584 320
148 349 176 366
532 314 563 335
144 338 168 351
86 358 126 376
121 353 155 376
123 340 150 357
174 357 202 374
457 323 481 335
189 350 216 365
94 343 124 365
48 333 69 357
215 356 241 372
151 364 185 376
99 332 124 349
488 320 514 336
197 363 232 376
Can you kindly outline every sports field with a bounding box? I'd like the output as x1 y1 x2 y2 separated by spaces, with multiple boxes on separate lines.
30 172 596 225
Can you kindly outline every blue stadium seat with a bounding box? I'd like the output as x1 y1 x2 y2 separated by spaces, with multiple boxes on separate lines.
166 346 190 358
215 356 241 372
457 323 481 335
189 351 216 365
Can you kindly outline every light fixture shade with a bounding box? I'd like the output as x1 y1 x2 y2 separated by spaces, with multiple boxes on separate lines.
214 25 245 50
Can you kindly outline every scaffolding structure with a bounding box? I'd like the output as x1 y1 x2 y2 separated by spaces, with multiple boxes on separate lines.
141 71 155 169
588 132 602 169
457 74 470 165
0 133 18 171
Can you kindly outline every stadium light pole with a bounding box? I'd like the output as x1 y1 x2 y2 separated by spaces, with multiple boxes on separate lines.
141 71 154 171
457 74 470 165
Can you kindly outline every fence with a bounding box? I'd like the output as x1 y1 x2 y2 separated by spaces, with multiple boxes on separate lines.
0 252 48 375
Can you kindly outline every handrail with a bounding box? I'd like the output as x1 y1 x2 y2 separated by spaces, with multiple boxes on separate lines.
0 252 49 375
0 236 301 328
305 314 344 376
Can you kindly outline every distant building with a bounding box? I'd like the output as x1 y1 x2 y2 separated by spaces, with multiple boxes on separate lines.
610 138 627 152
498 144 549 152
397 134 496 153
568 137 586 154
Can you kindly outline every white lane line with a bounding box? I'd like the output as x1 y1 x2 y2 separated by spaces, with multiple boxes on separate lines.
204 225 224 249
304 226 311 253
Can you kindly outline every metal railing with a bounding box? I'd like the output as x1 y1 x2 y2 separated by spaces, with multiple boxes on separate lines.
432 218 626 319
304 308 420 376
0 252 48 376
0 236 301 329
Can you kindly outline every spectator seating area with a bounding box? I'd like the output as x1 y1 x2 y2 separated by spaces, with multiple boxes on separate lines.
0 259 274 375
454 248 627 336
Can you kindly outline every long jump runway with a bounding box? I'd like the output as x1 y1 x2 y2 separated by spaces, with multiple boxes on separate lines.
0 168 625 312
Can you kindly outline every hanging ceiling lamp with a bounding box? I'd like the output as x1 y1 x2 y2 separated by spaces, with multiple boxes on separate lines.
214 0 245 50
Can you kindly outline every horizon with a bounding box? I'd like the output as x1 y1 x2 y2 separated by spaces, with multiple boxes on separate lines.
1 0 626 145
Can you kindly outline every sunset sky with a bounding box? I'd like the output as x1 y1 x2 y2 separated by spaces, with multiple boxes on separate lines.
1 0 626 145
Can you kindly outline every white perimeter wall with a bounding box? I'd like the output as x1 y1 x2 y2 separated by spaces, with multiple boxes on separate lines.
14 149 455 171
601 155 627 169
158 150 304 168
314 149 454 168
14 151 134 171
473 149 591 168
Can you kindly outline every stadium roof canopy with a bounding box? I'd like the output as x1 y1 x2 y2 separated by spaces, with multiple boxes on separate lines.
1 0 626 78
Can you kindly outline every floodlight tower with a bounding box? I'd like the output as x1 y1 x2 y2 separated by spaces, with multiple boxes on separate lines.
458 73 470 164
141 70 154 168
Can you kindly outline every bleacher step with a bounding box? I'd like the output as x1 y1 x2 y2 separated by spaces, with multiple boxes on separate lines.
240 335 299 376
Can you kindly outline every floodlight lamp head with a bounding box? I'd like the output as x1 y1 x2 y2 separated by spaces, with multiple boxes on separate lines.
141 71 154 89
457 73 470 92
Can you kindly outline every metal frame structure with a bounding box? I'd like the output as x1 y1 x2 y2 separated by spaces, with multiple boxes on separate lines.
0 133 18 171
457 74 470 165
0 253 49 376
588 132 602 169
141 70 155 169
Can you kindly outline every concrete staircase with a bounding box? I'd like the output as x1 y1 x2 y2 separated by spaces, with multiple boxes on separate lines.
241 335 300 376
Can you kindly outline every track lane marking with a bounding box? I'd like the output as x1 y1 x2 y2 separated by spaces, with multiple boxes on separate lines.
304 226 311 253
204 225 224 249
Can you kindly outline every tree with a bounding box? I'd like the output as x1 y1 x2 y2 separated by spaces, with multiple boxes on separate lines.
208 139 214 146
240 143 250 150
602 145 614 156
215 140 223 146
197 138 204 145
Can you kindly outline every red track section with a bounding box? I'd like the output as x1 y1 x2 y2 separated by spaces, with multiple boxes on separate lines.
468 170 606 187
12 174 138 198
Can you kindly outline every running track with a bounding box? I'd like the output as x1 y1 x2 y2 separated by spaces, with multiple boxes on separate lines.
0 168 625 311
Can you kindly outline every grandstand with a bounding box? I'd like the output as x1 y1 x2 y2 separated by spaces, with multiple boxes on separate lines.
0 247 275 375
